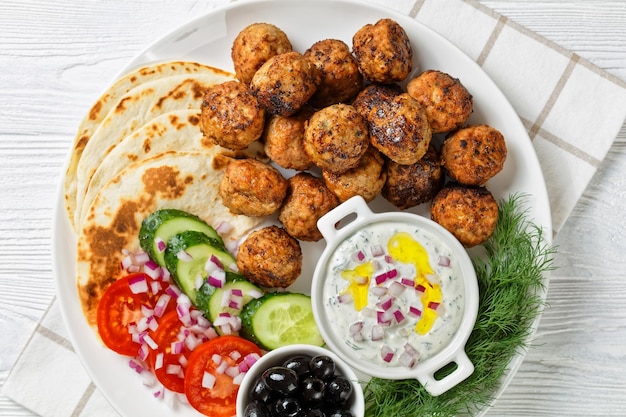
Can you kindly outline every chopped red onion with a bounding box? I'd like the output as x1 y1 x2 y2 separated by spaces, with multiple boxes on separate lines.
121 255 133 271
229 350 242 361
138 344 149 361
154 294 171 318
243 352 260 368
212 354 222 365
178 355 188 368
370 324 385 341
377 310 392 325
399 352 417 368
143 334 158 350
247 288 263 299
166 364 183 376
408 306 422 317
202 371 216 389
171 340 185 355
438 255 451 267
176 250 193 262
381 345 394 363
216 360 228 374
370 244 385 257
225 366 240 378
415 284 426 294
426 273 441 285
150 280 161 295
207 270 226 288
129 358 145 374
156 237 166 253
349 321 364 342
352 250 366 263
215 221 233 235
400 278 415 287
384 254 394 264
392 308 405 324
155 352 164 370
128 274 149 294
144 260 161 279
369 286 387 297
337 292 353 304
232 371 246 386
134 252 150 265
388 281 405 297
377 296 394 311
428 301 440 311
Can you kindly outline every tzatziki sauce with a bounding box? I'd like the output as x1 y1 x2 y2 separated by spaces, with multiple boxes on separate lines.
322 220 465 368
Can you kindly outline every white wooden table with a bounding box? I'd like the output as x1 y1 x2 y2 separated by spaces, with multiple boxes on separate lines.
1 0 625 416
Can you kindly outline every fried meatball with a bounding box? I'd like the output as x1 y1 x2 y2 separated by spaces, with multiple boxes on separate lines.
382 145 443 210
303 103 369 174
200 81 265 150
237 225 303 288
219 158 288 217
263 106 314 171
352 18 413 83
407 70 473 134
250 51 321 117
351 83 404 120
430 184 498 247
303 39 363 108
322 147 386 203
441 124 507 186
278 173 339 242
368 93 432 165
231 23 293 85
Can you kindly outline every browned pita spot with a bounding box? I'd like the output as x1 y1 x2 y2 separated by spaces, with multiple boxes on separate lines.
142 165 192 200
188 114 200 125
89 101 102 121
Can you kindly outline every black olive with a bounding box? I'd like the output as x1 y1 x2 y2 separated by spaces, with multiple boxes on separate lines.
326 409 354 417
300 376 326 404
244 400 271 417
302 408 325 417
325 375 353 404
309 355 335 380
262 366 299 396
273 397 302 417
283 355 312 378
250 377 273 402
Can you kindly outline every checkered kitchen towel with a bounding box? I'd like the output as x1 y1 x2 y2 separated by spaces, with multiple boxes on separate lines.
4 0 626 416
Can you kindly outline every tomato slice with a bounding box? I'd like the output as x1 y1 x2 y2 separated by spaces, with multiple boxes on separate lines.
185 336 262 417
96 273 152 356
149 310 188 393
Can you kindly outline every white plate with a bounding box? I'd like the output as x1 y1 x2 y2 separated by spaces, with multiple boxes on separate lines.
53 0 552 416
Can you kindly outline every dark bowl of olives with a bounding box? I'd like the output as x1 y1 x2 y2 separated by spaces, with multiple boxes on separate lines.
236 344 365 417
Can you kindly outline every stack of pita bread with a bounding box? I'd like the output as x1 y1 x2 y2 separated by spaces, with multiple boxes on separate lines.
64 61 264 327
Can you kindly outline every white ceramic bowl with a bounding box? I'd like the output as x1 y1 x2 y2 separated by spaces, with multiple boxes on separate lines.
311 196 479 396
236 344 365 417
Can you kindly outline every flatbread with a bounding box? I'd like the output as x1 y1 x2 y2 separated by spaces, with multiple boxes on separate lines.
73 70 235 231
64 61 232 230
78 109 267 228
76 150 263 328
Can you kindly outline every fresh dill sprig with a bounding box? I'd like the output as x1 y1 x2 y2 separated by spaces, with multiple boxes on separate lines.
363 193 557 417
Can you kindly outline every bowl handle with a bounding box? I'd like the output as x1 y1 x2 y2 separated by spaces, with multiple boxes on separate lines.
416 350 474 396
317 196 373 243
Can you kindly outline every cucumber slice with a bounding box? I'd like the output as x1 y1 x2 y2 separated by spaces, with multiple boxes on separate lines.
200 276 263 335
139 209 224 267
164 230 236 305
240 292 324 350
